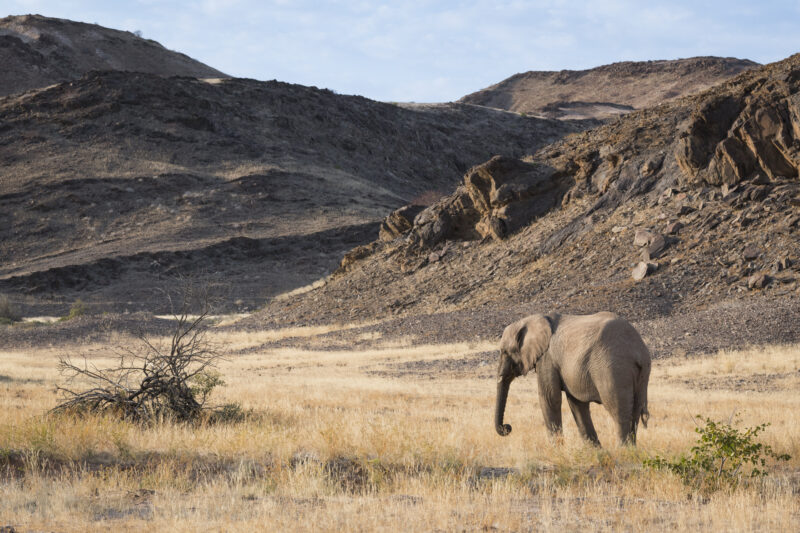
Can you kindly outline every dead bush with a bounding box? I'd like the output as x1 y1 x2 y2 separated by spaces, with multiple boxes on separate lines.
52 286 236 423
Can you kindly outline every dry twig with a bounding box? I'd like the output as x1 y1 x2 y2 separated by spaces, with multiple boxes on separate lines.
52 285 225 422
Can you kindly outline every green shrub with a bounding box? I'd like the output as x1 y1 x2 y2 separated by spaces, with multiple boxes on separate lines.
60 299 87 321
0 294 20 323
644 415 790 493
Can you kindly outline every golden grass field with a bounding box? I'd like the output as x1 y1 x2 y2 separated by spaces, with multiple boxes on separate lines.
1 323 798 532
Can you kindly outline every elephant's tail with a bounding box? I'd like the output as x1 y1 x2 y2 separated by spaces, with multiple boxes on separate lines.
634 359 651 429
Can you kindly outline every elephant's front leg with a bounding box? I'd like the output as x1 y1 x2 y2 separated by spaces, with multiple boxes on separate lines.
537 374 563 436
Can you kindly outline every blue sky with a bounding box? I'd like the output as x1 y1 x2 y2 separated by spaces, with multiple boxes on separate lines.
6 1 800 102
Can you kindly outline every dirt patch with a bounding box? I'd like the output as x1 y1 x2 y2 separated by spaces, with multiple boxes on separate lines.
365 351 495 379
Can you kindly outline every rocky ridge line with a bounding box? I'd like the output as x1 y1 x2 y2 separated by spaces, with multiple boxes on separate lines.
460 57 759 120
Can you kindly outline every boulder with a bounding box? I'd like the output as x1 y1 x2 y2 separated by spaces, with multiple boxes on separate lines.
747 272 770 289
634 230 667 260
775 256 792 272
411 189 481 248
646 234 667 258
633 229 654 247
428 245 448 264
632 261 657 281
674 95 745 186
742 245 761 261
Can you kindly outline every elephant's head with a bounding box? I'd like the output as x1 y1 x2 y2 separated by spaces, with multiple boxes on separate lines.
495 315 553 436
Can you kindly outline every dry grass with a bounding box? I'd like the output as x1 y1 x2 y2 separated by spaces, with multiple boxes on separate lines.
0 333 798 531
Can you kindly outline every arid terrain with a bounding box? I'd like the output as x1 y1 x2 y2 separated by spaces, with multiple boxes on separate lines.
0 324 798 531
460 57 759 119
1 13 799 533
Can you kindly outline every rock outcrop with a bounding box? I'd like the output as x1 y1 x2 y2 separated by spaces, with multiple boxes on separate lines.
675 85 800 187
400 156 570 248
379 205 425 242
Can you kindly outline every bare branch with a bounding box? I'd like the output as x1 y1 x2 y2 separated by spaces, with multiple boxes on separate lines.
51 283 227 423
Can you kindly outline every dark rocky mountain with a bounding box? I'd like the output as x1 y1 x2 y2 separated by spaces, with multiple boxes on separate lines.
0 70 586 314
0 14 226 97
253 54 800 335
2 14 795 345
460 57 759 120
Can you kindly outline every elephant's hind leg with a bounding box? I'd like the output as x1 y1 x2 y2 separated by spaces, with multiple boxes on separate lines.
606 399 636 445
565 394 600 446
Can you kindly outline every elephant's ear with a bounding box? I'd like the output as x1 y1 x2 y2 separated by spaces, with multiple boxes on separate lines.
515 325 527 352
518 315 553 374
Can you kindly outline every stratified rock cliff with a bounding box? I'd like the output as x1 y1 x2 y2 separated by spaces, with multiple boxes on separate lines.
257 54 800 326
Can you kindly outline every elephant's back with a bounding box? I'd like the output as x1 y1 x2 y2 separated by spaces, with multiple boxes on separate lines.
598 316 651 366
558 313 650 365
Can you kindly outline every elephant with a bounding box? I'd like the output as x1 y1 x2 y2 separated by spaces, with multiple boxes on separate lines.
494 312 651 446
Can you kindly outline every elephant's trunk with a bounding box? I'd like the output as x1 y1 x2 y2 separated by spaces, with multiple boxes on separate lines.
495 378 512 436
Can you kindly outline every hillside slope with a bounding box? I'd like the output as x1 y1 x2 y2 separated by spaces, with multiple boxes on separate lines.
460 57 759 120
0 14 225 96
0 70 587 314
255 54 800 332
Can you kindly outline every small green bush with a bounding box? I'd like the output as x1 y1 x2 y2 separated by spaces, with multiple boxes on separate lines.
0 294 20 323
190 370 225 406
644 415 790 493
59 299 87 321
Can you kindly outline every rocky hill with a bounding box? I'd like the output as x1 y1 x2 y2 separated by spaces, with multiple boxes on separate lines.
0 69 586 314
0 14 225 97
460 57 759 120
254 54 800 339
